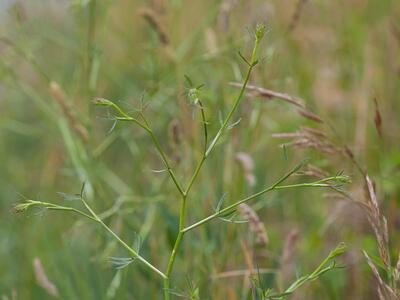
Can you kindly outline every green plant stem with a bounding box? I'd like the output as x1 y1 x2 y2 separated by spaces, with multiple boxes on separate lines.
115 116 150 132
185 156 206 195
147 127 185 196
182 100 208 196
182 169 346 233
182 161 301 233
47 206 99 222
205 33 261 158
163 195 187 300
283 244 346 296
23 200 98 222
184 34 261 197
80 198 167 279
139 112 185 196
115 112 184 196
162 31 264 300
20 199 166 278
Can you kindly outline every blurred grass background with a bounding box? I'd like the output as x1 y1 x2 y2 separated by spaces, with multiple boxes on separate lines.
0 0 399 299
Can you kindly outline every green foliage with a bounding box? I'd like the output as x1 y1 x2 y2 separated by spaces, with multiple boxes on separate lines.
1 0 399 299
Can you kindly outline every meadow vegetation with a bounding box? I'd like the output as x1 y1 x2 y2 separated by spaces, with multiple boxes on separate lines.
1 0 400 299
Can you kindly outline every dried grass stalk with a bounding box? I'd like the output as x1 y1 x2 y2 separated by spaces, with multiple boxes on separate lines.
49 81 89 142
231 83 325 125
365 175 391 269
303 164 329 179
33 258 59 298
394 252 400 281
391 21 400 44
217 0 238 31
281 228 299 285
168 119 181 147
138 8 169 46
297 108 324 123
288 0 308 32
168 119 182 164
301 126 327 139
238 203 268 246
230 83 306 108
373 98 382 138
235 152 256 187
363 251 399 300
274 132 340 155
324 192 349 202
204 28 218 55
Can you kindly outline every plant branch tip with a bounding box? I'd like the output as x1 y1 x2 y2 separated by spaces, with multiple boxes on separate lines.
255 23 267 40
12 200 39 213
93 97 114 106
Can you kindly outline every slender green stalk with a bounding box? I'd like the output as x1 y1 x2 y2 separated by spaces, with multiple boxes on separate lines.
47 206 99 222
185 156 206 196
283 243 346 295
182 161 302 233
205 25 263 158
184 26 264 196
80 198 167 279
163 195 187 299
162 26 266 300
13 200 98 222
115 116 151 132
182 99 208 196
182 173 348 233
161 99 207 298
95 99 185 195
13 199 166 279
266 243 346 299
139 112 185 196
146 127 185 196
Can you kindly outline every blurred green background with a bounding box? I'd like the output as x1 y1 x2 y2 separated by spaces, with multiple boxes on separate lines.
1 0 399 299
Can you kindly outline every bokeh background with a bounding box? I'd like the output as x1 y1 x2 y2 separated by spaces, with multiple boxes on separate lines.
1 0 399 299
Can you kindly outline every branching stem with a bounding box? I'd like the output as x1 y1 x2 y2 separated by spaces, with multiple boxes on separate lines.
80 198 167 279
16 199 166 279
102 102 185 196
162 27 265 300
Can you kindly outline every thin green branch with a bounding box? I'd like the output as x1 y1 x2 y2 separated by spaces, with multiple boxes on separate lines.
184 100 208 196
182 161 301 233
114 116 151 132
205 25 265 158
139 112 185 196
79 197 166 279
185 156 206 196
94 98 185 196
184 25 265 197
13 200 98 222
280 243 346 297
182 166 349 233
47 206 99 222
163 195 187 299
13 199 166 279
162 25 266 300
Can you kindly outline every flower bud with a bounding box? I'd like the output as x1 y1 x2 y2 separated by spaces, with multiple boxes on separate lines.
255 23 266 40
188 88 200 105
